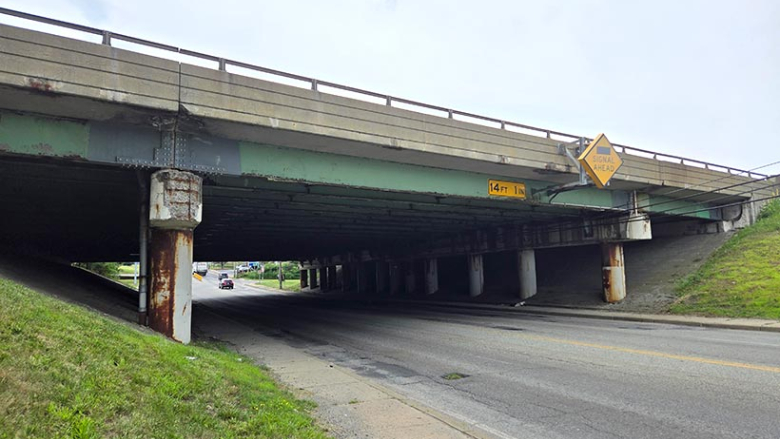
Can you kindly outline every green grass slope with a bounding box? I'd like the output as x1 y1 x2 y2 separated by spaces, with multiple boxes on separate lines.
671 200 780 320
0 278 328 439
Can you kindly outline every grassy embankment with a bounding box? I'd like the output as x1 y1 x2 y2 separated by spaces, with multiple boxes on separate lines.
256 279 302 292
672 200 780 320
116 264 138 290
0 278 328 438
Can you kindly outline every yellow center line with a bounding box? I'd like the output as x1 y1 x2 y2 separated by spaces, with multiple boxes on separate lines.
503 331 780 374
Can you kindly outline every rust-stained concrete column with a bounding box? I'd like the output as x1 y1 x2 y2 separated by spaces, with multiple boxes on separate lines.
300 269 309 289
468 254 484 297
601 243 626 303
519 249 537 300
148 169 202 344
424 258 438 295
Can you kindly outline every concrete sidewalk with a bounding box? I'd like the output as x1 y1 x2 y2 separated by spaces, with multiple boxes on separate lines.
374 298 780 333
194 305 492 439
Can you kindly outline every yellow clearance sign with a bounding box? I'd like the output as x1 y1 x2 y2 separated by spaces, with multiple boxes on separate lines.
578 133 623 189
488 180 527 199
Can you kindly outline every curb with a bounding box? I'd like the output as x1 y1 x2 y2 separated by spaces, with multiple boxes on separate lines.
321 295 780 333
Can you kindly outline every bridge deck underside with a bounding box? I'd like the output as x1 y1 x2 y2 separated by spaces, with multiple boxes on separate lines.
1 157 591 261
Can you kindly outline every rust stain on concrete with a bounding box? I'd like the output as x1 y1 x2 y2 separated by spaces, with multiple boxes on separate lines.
149 229 176 337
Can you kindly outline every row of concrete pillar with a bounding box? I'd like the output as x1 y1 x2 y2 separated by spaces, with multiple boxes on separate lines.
137 169 627 345
301 244 626 303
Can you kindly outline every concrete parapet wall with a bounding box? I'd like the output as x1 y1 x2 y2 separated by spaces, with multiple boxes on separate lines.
0 22 771 201
0 24 179 113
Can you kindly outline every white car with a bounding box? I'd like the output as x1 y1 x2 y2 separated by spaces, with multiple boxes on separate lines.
236 265 250 273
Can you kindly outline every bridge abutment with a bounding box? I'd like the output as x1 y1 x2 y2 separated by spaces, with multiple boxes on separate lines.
147 169 202 344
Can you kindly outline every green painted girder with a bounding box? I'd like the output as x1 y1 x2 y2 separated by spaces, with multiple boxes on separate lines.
0 111 715 219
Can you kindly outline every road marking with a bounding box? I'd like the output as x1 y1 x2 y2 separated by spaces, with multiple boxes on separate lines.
519 333 780 374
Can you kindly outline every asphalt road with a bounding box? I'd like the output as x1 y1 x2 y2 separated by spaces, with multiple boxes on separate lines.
193 274 780 439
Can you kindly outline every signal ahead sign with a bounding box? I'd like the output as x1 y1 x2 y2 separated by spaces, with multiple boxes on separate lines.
578 133 623 188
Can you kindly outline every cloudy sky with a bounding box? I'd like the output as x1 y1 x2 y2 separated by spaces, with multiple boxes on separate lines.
2 0 778 175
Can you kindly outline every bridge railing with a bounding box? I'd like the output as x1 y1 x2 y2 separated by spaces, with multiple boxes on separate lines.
0 7 768 180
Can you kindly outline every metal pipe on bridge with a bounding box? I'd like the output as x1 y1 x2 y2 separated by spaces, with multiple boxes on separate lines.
137 173 149 326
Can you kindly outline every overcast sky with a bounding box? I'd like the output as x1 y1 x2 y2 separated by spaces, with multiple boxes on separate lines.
2 0 779 175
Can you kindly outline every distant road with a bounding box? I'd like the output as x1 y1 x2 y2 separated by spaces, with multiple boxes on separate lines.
192 283 780 439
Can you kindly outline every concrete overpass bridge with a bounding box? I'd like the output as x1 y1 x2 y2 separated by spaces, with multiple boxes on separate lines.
0 9 776 343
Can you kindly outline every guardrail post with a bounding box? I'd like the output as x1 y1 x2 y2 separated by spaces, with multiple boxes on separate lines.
101 31 111 46
311 79 318 91
218 58 226 71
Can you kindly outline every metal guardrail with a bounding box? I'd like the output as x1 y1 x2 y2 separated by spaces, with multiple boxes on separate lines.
0 7 768 179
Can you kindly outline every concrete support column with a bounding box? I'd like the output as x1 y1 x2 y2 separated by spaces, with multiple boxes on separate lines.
404 261 416 295
300 269 309 289
375 261 388 296
148 170 202 344
424 258 438 295
340 264 350 291
468 254 484 297
601 242 626 303
518 249 537 300
319 267 328 291
357 262 368 294
337 265 346 291
389 262 402 296
327 266 338 289
310 268 319 289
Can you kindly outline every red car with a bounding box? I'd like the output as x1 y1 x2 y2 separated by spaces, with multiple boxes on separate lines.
218 278 234 289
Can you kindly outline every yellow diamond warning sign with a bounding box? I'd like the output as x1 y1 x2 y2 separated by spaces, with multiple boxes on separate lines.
578 133 622 189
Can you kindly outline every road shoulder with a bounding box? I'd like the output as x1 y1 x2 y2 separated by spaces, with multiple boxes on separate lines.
194 305 493 439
